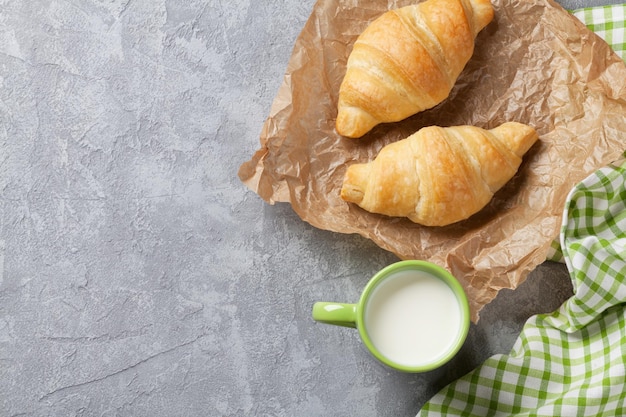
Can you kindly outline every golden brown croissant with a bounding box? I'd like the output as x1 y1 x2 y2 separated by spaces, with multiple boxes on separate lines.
336 0 494 138
340 122 538 226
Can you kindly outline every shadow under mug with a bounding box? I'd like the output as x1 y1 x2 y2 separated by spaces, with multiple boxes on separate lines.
312 260 470 372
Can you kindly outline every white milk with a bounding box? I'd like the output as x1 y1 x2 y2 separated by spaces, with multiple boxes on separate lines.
364 269 462 367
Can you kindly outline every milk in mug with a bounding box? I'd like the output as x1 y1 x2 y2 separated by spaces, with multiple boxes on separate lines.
363 269 462 367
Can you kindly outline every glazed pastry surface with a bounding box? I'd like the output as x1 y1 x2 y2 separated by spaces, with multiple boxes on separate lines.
340 122 538 226
336 0 494 138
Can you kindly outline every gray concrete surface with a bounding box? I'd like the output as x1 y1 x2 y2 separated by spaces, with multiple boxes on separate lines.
0 0 619 416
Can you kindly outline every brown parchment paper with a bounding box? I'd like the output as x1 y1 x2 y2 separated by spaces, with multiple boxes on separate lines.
238 0 626 321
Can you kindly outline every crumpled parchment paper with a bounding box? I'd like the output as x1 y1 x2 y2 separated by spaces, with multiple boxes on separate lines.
238 0 626 321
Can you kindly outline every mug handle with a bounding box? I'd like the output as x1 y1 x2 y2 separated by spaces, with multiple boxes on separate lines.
312 302 357 328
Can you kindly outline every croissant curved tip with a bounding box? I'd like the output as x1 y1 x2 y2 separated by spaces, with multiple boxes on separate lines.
469 0 495 35
336 106 379 138
494 122 539 157
340 164 370 203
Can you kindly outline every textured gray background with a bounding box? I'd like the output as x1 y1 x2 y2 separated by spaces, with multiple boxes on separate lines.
0 0 620 416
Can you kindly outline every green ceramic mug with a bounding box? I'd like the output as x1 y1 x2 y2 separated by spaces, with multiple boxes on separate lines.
312 260 470 372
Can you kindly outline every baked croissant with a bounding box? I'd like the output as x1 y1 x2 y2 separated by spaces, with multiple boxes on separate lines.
340 122 538 226
336 0 494 138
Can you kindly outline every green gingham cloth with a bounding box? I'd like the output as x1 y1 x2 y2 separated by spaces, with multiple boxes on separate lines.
416 7 626 415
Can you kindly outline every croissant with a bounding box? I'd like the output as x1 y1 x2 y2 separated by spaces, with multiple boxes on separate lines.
336 0 494 138
340 122 538 226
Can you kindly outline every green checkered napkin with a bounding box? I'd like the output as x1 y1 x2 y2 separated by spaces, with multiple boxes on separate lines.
418 151 626 416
